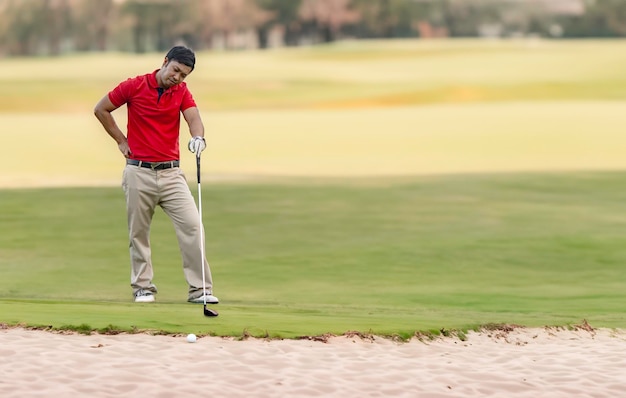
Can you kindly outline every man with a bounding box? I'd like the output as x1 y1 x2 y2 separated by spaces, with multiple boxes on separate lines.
94 45 218 305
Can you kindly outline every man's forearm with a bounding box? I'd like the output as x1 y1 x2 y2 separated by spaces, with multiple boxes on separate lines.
183 107 205 138
189 120 204 138
95 109 127 144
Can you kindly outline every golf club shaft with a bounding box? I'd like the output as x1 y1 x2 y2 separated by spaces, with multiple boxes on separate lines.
196 154 207 306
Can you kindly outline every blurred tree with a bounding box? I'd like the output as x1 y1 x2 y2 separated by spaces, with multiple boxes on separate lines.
596 0 626 35
0 0 47 55
121 0 195 53
350 0 437 38
554 0 619 37
390 0 429 37
408 0 448 38
298 0 360 43
121 0 154 53
351 0 396 38
43 0 71 55
255 0 302 47
440 0 488 37
0 0 620 57
194 0 271 50
71 0 115 51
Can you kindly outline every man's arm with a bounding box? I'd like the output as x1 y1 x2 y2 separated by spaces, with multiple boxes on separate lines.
183 106 205 138
94 95 132 158
183 107 207 155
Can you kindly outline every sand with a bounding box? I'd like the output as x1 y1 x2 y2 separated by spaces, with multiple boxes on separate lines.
1 325 625 397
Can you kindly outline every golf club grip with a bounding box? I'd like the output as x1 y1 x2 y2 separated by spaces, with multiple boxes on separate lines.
196 155 201 183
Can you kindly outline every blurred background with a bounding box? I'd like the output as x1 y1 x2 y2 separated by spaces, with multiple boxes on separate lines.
0 0 623 55
1 0 626 187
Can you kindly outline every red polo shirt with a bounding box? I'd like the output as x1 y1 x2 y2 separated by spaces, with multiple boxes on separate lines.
108 70 197 162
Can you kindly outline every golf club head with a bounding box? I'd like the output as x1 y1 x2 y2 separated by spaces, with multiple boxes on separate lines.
204 305 218 317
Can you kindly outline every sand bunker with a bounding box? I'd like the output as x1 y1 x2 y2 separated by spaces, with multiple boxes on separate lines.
1 325 625 397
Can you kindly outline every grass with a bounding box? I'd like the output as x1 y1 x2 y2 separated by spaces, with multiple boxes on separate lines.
1 172 625 337
2 39 626 337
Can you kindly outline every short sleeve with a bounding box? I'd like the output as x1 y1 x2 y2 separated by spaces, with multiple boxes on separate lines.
108 78 135 108
180 86 197 111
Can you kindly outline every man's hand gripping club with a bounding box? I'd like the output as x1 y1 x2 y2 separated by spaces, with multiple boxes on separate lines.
188 136 206 157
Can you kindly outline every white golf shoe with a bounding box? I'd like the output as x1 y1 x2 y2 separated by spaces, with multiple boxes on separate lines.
134 289 155 303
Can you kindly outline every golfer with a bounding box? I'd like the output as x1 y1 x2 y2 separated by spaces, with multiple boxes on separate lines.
93 45 218 305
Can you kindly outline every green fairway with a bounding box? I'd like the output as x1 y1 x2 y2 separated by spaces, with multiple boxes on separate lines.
1 39 626 337
1 173 625 337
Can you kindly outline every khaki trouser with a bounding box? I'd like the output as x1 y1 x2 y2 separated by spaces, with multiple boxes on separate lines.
122 164 213 300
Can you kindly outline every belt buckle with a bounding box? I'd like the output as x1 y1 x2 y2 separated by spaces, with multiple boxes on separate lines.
150 162 159 170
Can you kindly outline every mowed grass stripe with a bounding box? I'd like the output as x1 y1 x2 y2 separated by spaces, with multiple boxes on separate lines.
3 39 626 112
2 101 626 188
1 172 625 337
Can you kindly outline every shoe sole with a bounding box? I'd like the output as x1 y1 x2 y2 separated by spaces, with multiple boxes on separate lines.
135 297 155 303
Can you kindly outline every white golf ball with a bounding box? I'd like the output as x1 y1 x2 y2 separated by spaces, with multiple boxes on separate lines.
186 333 197 343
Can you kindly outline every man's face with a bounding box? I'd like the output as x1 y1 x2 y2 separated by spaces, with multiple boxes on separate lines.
159 59 192 89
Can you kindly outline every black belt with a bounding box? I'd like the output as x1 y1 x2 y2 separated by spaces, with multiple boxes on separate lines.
126 159 179 170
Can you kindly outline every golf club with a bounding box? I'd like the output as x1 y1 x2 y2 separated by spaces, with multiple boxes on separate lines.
196 151 218 317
